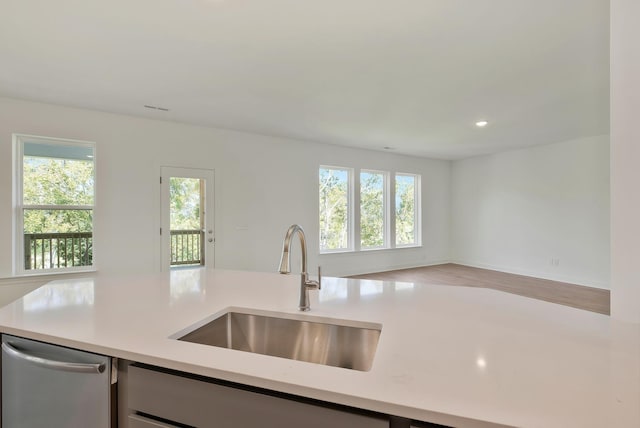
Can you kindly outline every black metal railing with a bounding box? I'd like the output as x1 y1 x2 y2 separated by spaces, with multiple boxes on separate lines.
24 230 204 270
170 229 204 266
24 232 93 270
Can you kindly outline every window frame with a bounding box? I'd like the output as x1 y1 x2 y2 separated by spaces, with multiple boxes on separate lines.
318 165 354 254
14 134 97 275
318 165 421 254
394 172 421 248
359 169 389 250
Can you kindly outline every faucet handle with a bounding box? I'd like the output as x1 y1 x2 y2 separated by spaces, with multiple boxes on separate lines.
317 266 322 290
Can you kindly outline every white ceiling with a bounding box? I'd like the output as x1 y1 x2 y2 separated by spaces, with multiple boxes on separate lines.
0 0 609 160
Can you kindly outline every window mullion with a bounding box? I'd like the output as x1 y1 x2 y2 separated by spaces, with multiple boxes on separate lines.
14 137 24 275
389 173 397 249
352 169 360 252
23 204 93 210
415 175 421 246
383 171 390 249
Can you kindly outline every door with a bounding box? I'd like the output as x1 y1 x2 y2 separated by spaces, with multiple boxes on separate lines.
160 167 215 271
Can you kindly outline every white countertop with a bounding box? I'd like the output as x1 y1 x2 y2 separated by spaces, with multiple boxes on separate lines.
0 269 638 428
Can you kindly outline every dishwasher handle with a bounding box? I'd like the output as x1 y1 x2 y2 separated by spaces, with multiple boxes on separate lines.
2 342 106 374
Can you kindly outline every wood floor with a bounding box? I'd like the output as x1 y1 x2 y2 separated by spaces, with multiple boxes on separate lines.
347 263 610 315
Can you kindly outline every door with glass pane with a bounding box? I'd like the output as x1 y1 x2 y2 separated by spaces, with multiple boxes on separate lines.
160 167 215 271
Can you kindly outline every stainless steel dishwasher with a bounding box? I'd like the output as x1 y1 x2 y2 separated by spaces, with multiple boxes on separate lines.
1 334 114 428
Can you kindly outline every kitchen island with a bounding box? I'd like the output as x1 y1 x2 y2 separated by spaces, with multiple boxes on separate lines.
0 268 638 427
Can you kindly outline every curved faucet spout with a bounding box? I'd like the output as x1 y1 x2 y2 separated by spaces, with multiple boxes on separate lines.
278 224 321 311
278 224 307 275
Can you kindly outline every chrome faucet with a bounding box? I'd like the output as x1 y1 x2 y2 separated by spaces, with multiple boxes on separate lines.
278 224 321 311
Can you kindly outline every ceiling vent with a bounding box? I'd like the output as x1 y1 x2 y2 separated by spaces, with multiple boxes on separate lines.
144 104 170 112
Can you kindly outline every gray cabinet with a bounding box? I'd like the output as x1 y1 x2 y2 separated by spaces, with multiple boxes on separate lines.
127 364 387 428
128 414 179 428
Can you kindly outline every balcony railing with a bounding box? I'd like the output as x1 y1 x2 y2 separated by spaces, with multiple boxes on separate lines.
24 232 93 270
170 229 204 266
23 229 204 270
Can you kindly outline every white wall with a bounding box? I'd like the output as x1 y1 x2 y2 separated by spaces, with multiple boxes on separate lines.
451 136 610 288
0 97 451 296
610 0 640 322
0 94 619 308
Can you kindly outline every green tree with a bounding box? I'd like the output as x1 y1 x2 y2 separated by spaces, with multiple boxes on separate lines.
395 176 416 245
169 178 201 230
319 168 348 250
169 177 203 266
360 172 384 247
22 155 94 269
23 157 94 234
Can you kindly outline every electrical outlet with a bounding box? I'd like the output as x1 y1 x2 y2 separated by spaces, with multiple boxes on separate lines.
550 258 560 267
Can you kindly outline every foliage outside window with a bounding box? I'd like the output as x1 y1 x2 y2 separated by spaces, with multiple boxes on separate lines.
395 173 418 246
16 135 95 272
319 166 420 253
360 170 386 249
319 167 351 251
169 177 204 266
170 177 202 230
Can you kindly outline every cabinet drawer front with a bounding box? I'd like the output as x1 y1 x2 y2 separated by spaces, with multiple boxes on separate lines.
128 365 386 428
129 414 180 428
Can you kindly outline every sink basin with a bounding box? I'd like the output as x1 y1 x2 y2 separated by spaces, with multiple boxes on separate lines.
175 309 381 371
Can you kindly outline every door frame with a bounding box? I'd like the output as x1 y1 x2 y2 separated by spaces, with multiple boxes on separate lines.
160 166 215 271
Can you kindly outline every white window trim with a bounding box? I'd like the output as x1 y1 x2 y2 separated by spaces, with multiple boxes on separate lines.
394 172 421 248
319 165 421 254
319 165 354 253
13 134 97 275
359 169 389 250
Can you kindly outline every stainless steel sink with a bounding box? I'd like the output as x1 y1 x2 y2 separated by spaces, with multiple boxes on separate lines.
176 309 381 371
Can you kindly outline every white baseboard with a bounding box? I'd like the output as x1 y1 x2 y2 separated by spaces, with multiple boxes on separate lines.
331 259 451 278
330 257 610 290
451 260 610 290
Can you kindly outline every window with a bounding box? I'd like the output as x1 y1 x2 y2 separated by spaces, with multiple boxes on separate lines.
15 135 96 273
319 166 420 253
319 167 351 252
360 170 387 249
395 173 419 246
169 176 205 267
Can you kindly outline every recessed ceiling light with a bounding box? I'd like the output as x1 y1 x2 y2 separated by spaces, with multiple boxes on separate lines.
476 357 487 369
475 120 488 127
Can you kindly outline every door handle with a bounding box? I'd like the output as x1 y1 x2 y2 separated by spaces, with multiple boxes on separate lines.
2 342 105 374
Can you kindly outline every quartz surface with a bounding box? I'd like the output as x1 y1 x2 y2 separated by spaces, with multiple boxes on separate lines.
0 269 638 428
